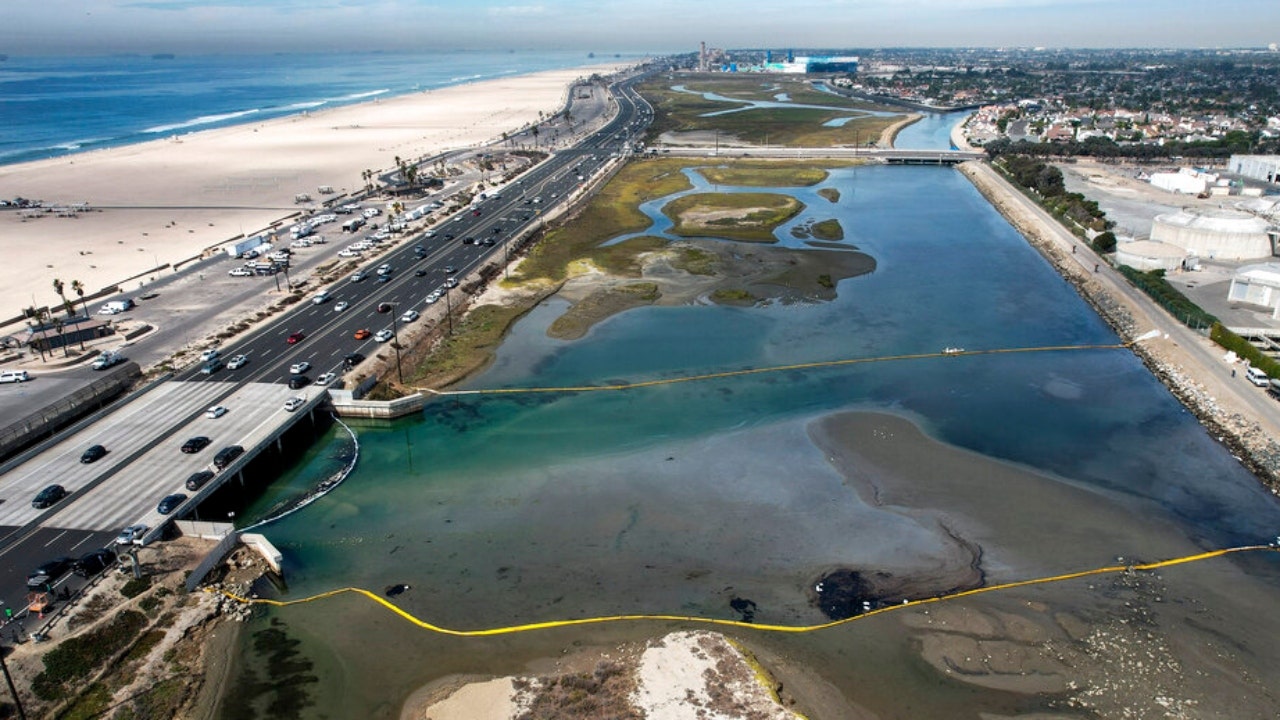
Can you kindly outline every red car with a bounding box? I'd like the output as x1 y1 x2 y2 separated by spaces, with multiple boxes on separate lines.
353 328 371 340
287 331 305 344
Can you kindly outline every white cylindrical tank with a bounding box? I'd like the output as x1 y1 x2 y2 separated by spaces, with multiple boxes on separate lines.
1149 207 1272 260
1116 240 1187 272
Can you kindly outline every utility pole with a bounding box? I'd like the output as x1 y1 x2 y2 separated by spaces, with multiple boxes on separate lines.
444 290 454 336
390 310 403 384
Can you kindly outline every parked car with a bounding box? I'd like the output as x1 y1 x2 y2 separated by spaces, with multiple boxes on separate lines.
228 267 253 277
288 375 310 389
185 470 215 491
353 328 372 340
226 354 248 370
374 329 394 343
200 349 221 363
213 445 244 470
157 493 187 515
27 557 74 590
287 331 306 344
399 310 420 323
80 444 107 463
343 353 364 368
117 524 149 546
32 484 67 509
290 361 311 375
205 405 228 419
444 278 458 288
74 548 117 578
315 372 337 387
284 397 306 412
180 436 212 454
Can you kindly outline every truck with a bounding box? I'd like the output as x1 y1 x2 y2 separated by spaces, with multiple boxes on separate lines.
97 299 134 315
226 235 267 259
341 217 366 233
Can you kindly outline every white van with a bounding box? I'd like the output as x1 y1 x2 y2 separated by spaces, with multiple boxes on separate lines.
1245 366 1270 387
0 370 30 384
312 291 331 305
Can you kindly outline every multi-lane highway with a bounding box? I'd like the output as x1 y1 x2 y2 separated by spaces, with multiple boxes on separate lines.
0 70 653 621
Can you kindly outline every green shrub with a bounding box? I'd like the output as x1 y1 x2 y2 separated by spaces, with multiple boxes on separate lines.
32 610 147 701
1116 266 1217 330
1092 231 1117 253
121 576 152 599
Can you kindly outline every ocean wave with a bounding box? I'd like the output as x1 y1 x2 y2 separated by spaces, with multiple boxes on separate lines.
447 74 484 83
143 108 261 134
283 100 328 111
333 88 388 102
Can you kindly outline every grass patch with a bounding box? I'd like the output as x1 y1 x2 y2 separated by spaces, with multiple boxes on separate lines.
698 162 829 187
121 576 152 599
811 219 844 241
664 192 802 243
410 304 531 388
639 77 907 148
818 188 841 203
55 682 112 720
511 159 695 283
670 246 717 275
710 289 758 305
548 283 661 340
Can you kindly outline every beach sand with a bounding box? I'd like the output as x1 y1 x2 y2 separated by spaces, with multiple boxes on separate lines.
0 62 628 322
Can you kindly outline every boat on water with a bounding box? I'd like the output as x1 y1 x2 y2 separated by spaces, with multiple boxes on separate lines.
942 347 964 355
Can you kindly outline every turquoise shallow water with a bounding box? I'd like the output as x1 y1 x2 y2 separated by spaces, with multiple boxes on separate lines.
223 162 1280 719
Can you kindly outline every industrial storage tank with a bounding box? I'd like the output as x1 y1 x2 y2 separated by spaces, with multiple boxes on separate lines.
1115 240 1187 272
1149 207 1273 260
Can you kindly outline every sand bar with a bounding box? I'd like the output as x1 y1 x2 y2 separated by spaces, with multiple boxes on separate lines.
0 62 627 321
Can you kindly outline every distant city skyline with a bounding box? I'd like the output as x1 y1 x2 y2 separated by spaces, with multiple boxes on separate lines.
4 0 1279 55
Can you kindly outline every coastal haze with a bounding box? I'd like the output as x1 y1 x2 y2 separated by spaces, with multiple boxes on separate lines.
3 4 1280 720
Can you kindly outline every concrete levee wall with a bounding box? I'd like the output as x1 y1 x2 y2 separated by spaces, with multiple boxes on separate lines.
328 389 426 420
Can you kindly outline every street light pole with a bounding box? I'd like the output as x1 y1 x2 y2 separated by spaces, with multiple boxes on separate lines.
444 290 453 337
1 645 28 720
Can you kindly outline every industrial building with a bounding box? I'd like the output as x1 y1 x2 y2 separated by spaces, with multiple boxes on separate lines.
1228 155 1280 185
1149 207 1274 260
1228 263 1280 318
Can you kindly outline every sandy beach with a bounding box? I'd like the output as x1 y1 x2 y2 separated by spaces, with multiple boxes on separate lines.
0 61 627 322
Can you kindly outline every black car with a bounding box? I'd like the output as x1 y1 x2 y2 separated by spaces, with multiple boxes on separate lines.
213 445 244 470
32 484 68 509
462 237 475 245
288 374 310 389
157 493 187 515
343 352 364 369
443 233 455 241
185 470 215 491
80 444 108 463
27 557 74 590
180 436 212 454
74 548 117 578
482 238 495 246
414 269 427 277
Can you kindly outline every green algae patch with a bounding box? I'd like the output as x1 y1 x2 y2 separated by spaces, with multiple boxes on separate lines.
811 219 844 241
818 187 841 203
664 192 803 243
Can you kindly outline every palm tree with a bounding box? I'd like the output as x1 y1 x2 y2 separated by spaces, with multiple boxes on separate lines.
52 278 71 317
71 279 87 318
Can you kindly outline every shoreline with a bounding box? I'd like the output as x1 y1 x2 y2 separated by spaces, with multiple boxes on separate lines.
0 60 631 323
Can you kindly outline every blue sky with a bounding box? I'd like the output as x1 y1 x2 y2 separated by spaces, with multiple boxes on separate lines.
4 0 1279 54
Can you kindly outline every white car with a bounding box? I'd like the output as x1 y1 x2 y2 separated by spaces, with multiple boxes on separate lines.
200 349 220 362
205 405 228 419
283 397 306 412
424 293 440 305
374 329 394 343
117 524 149 546
337 249 359 258
290 361 311 375
399 310 420 323
315 372 337 387
226 354 248 370
228 267 253 277
334 301 349 312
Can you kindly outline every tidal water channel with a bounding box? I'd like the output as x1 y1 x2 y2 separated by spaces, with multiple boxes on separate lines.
218 128 1280 719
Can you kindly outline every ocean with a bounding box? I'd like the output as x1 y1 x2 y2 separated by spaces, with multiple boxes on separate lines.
0 51 622 166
